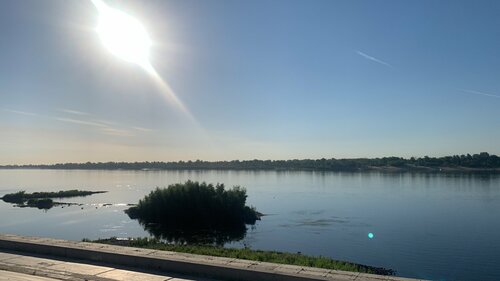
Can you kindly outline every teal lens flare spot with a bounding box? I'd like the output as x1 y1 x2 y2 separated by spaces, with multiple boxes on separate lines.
368 232 374 239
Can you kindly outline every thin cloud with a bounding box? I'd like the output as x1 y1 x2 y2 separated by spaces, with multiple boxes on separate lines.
91 119 117 126
6 107 151 137
57 118 136 137
100 127 135 137
59 109 90 116
132 126 153 132
460 89 500 99
55 117 108 128
3 109 37 116
356 51 393 68
59 109 119 126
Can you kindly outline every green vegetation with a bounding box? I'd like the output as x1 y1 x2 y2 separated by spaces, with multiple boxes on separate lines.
2 152 499 172
126 181 260 228
1 189 106 209
86 237 393 276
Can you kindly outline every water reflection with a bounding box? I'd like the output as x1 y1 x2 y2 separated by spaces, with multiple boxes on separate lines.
135 219 248 245
1 170 500 281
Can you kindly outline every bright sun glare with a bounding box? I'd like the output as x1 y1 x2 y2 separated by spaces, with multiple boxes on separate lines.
92 0 152 71
90 0 196 123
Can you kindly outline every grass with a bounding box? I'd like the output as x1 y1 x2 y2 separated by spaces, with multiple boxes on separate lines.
86 237 394 276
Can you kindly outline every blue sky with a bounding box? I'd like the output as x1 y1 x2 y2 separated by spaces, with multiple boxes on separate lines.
1 0 499 164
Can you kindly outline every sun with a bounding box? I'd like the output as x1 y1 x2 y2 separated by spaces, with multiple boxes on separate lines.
92 0 152 70
90 0 195 122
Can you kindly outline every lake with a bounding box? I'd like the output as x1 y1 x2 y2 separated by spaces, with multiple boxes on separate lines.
0 169 499 281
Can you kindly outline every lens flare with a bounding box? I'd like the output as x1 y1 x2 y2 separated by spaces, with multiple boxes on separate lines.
91 0 196 123
368 232 374 239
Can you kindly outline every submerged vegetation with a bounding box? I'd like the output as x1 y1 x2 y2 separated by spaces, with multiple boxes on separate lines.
1 190 107 209
126 181 260 228
2 152 499 172
86 237 394 276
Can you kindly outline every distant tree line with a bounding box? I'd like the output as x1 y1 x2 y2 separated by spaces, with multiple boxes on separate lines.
1 152 499 172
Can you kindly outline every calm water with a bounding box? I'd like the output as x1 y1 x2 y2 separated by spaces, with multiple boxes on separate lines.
0 170 499 281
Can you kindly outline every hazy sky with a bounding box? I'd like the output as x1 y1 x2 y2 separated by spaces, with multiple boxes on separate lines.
1 0 499 164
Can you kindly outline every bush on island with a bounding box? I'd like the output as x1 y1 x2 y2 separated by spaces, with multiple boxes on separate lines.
125 181 261 229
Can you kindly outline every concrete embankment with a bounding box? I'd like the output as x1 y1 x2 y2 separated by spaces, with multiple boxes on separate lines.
0 234 424 281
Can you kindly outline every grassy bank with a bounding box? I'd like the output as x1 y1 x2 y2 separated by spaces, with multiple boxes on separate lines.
86 237 394 276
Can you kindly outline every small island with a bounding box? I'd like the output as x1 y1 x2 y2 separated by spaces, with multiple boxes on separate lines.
1 190 107 209
126 181 261 229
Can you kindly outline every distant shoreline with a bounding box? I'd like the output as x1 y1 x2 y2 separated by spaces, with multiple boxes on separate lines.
1 153 499 173
0 166 498 173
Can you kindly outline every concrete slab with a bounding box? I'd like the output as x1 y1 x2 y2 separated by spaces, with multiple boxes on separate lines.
0 270 59 281
247 261 280 271
184 255 234 266
169 278 216 281
0 251 22 261
147 250 191 260
5 256 65 268
97 269 171 281
355 273 387 281
0 251 211 281
48 261 114 276
324 270 358 280
386 277 425 281
226 259 257 268
274 264 303 275
298 267 330 278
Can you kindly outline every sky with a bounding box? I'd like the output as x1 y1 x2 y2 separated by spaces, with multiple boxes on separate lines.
1 0 499 164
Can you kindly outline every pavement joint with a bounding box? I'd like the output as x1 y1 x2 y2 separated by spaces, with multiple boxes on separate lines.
95 268 117 276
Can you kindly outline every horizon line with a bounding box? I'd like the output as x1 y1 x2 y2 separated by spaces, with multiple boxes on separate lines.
1 152 496 166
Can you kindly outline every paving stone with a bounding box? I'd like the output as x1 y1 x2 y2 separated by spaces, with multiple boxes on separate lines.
112 246 157 256
0 270 59 281
188 255 234 266
0 252 22 261
97 268 171 281
148 250 191 261
226 259 257 268
386 277 424 281
5 256 65 268
48 261 114 275
355 273 387 281
298 267 330 278
247 261 280 271
324 270 358 280
167 274 217 281
274 264 303 275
